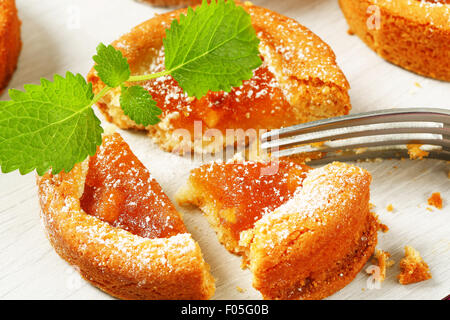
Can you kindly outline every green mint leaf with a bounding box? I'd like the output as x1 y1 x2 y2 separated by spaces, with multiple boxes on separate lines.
120 85 162 126
164 0 262 98
93 43 131 88
0 72 103 175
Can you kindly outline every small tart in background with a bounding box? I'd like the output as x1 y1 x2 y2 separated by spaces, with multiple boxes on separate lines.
0 0 21 94
339 0 450 81
177 160 378 300
37 133 215 300
88 2 351 154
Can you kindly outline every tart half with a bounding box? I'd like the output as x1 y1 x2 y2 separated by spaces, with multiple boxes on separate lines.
177 160 378 299
37 133 215 300
88 2 351 153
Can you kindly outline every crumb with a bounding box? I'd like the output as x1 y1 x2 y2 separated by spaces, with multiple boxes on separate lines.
393 165 398 169
376 219 389 233
310 141 325 149
371 249 394 282
427 192 442 210
407 144 429 160
398 246 432 285
369 203 375 210
414 82 422 88
236 286 245 293
426 207 433 212
347 28 354 35
386 204 394 212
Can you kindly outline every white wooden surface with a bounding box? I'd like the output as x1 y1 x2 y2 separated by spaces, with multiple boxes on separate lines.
0 0 449 300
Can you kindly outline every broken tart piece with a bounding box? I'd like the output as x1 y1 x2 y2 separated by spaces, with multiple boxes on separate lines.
37 133 215 300
177 160 378 299
87 2 350 153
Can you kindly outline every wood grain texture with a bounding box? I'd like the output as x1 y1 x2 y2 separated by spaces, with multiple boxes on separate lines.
0 0 449 300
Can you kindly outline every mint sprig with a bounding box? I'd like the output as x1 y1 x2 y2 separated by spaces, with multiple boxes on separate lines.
93 43 131 88
0 0 261 176
164 0 262 98
120 86 161 126
0 72 103 175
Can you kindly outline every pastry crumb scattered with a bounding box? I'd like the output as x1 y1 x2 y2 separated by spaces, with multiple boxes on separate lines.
236 286 245 293
427 192 442 210
376 219 389 233
407 144 429 160
386 204 394 212
369 249 394 283
398 246 432 285
414 82 422 88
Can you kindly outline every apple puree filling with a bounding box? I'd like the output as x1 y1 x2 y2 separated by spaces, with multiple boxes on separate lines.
80 133 186 239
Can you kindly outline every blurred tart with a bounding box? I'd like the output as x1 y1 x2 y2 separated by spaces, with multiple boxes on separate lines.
339 0 450 81
0 0 21 94
88 2 351 154
37 133 215 300
177 160 378 299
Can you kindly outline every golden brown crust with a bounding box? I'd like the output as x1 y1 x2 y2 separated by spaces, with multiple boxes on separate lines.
177 161 378 300
0 0 21 94
37 143 215 300
87 2 350 153
339 0 450 81
241 162 377 300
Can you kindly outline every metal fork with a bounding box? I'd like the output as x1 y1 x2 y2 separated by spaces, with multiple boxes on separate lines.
260 108 450 164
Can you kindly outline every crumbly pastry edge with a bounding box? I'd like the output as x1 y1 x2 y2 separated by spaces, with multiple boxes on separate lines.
37 155 215 300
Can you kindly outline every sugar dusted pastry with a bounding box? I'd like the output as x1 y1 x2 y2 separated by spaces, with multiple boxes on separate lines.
88 2 351 153
37 133 215 300
339 0 450 81
177 160 378 299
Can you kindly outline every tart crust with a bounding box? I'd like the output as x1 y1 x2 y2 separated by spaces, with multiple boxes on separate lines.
0 0 21 94
339 0 450 81
177 161 378 299
87 2 350 154
37 135 215 300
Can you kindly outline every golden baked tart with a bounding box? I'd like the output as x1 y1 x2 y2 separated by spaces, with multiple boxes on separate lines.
0 0 21 94
87 2 351 154
177 160 379 299
37 133 215 300
339 0 450 81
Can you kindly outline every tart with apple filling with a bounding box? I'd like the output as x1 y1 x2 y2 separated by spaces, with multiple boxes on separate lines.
37 133 215 300
177 160 378 299
88 2 351 154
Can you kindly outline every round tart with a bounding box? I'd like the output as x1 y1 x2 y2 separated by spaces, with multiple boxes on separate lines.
177 160 379 299
339 0 450 81
88 2 351 154
37 133 215 300
0 0 21 94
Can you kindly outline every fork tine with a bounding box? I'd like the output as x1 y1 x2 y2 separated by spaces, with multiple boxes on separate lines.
261 108 450 162
300 148 450 165
262 108 450 142
261 122 449 150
